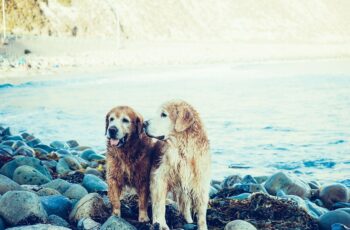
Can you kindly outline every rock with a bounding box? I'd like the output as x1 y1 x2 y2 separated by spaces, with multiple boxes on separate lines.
77 217 101 230
56 158 72 175
319 208 350 230
333 202 350 209
26 138 41 148
3 135 23 141
282 194 328 218
232 183 267 194
183 223 197 230
40 195 72 219
0 191 47 226
69 193 110 223
224 220 257 230
0 157 52 180
47 215 70 228
0 174 22 194
80 149 105 161
241 175 258 184
50 141 69 150
309 180 321 189
1 127 11 137
220 175 242 189
42 179 71 194
14 146 35 157
33 148 49 158
67 140 79 148
209 186 218 198
320 183 349 209
6 224 70 230
0 144 13 156
13 165 51 185
63 184 88 200
37 188 61 196
85 167 102 177
63 156 82 170
254 176 268 184
55 149 71 158
0 217 4 230
332 223 350 230
12 141 27 150
82 174 108 193
42 160 57 170
264 172 311 199
228 193 251 200
35 144 55 153
100 216 136 230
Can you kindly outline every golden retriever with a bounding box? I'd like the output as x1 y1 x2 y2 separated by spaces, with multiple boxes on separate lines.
144 100 211 230
105 106 158 222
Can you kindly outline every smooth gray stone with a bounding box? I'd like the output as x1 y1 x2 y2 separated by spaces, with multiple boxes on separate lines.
100 216 136 230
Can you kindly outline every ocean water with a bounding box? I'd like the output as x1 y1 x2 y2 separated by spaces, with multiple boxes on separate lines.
1 61 350 183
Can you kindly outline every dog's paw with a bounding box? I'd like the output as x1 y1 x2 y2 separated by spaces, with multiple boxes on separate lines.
112 208 121 217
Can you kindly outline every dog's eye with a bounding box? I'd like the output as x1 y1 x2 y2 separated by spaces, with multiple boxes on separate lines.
122 118 129 123
161 112 167 118
109 117 114 121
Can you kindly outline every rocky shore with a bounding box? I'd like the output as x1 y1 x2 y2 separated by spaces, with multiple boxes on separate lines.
0 126 349 230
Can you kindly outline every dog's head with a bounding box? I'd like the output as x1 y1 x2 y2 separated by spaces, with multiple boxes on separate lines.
144 100 195 140
105 106 143 148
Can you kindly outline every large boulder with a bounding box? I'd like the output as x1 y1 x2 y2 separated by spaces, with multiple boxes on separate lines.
69 193 110 223
0 191 47 226
320 184 349 209
82 174 107 193
13 165 51 185
100 216 136 230
0 157 51 180
0 174 22 194
319 208 350 230
40 195 72 219
264 172 311 198
63 184 88 200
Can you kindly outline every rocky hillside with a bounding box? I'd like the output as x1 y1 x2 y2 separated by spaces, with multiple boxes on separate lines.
1 0 350 42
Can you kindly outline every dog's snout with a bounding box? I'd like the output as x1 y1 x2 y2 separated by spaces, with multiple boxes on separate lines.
143 120 149 128
108 126 118 138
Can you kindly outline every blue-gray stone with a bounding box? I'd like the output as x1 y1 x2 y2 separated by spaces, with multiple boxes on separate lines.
319 208 350 230
0 140 15 147
0 145 13 156
40 195 72 219
47 215 70 228
220 175 242 189
0 174 22 194
26 138 41 148
3 135 23 141
80 149 105 161
66 140 79 148
56 158 72 175
63 156 82 170
183 223 197 230
63 184 88 200
241 175 258 185
0 190 48 226
0 217 4 230
228 193 251 201
13 165 51 185
333 202 350 209
332 223 350 230
1 127 11 137
35 144 55 153
42 160 57 170
0 157 52 180
77 217 101 230
282 194 328 218
100 216 136 230
82 174 107 193
50 141 69 150
42 179 71 194
37 188 61 196
88 154 106 161
14 146 34 157
33 148 49 157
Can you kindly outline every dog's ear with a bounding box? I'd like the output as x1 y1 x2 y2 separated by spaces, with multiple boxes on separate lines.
105 113 109 135
135 112 144 136
175 105 194 132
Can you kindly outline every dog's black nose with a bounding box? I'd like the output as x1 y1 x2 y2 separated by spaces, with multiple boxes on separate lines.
108 126 118 138
143 121 149 128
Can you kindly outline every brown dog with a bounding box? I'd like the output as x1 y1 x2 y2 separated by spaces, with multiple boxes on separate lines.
105 106 157 222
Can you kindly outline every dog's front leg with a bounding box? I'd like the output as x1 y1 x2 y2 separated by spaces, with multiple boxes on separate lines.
138 185 150 222
108 178 122 216
151 170 169 230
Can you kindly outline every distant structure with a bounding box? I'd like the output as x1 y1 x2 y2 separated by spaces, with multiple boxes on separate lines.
1 0 6 44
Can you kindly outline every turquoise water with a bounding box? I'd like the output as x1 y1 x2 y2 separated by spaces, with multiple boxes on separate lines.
1 62 350 183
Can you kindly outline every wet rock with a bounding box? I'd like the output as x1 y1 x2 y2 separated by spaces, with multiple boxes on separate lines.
0 191 47 226
3 135 23 141
80 149 105 161
47 215 70 228
33 148 49 158
264 172 311 199
55 149 71 158
69 193 110 223
309 180 321 189
224 220 257 230
42 179 71 194
232 183 267 194
6 224 70 230
82 174 108 193
0 144 13 156
220 175 242 189
13 165 51 185
12 141 27 151
183 223 197 230
50 141 69 150
333 202 350 209
0 140 16 147
77 217 101 230
42 160 57 170
40 195 72 219
26 138 41 148
254 176 268 184
85 167 102 177
63 184 88 200
67 140 79 149
63 156 82 170
0 217 4 230
0 157 52 180
319 208 350 230
320 183 349 209
1 127 11 137
228 193 251 201
14 146 35 157
37 188 61 196
0 174 22 194
35 144 55 153
56 158 72 175
332 223 350 230
100 216 136 230
209 186 218 198
281 194 328 218
241 175 258 185
211 179 222 190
